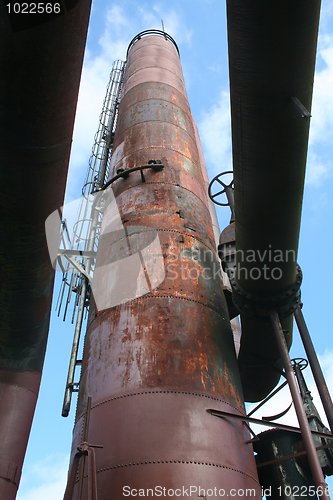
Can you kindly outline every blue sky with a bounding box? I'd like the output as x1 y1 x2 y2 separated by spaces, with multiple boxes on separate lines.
17 1 333 497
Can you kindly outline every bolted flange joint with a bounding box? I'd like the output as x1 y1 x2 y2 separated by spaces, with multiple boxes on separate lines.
229 265 303 318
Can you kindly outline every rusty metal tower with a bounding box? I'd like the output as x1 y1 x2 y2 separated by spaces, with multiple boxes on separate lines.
62 30 261 499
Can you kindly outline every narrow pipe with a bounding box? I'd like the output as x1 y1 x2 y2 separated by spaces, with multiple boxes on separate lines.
295 306 333 433
62 206 99 417
247 380 288 417
62 278 87 417
270 311 330 499
225 186 235 223
97 163 164 192
208 409 333 440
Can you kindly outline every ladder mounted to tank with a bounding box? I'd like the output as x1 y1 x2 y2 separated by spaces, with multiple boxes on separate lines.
55 59 126 417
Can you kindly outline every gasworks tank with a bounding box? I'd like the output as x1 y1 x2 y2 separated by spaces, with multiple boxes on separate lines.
67 31 261 499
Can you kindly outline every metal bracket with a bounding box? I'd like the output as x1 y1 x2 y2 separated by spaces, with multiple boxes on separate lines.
59 254 91 281
96 160 164 192
0 458 21 486
63 441 102 500
64 397 103 500
292 96 312 119
207 408 333 440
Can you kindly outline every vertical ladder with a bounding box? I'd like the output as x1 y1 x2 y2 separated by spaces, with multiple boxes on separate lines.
56 59 126 417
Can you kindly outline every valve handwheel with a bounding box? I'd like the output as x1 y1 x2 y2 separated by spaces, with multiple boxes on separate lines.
208 171 234 206
291 358 308 371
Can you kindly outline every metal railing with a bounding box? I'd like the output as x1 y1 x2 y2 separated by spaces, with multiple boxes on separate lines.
55 59 125 416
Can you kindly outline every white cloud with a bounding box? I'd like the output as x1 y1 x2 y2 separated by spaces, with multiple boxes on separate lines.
17 455 69 500
137 4 193 46
310 35 333 146
306 29 333 187
98 5 132 60
198 90 232 177
198 29 333 189
305 151 330 187
105 4 131 32
314 350 333 427
65 5 132 202
208 63 223 74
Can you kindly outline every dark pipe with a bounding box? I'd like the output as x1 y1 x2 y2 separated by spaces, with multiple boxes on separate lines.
226 0 321 401
0 3 91 497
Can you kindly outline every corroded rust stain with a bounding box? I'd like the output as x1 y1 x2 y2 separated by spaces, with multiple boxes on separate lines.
78 297 239 407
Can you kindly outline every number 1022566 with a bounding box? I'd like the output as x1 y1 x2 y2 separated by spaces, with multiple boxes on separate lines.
6 3 61 14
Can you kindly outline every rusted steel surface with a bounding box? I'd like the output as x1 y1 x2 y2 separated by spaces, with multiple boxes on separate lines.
0 3 91 498
254 430 318 499
0 371 40 499
69 33 261 498
73 393 260 498
192 119 221 247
